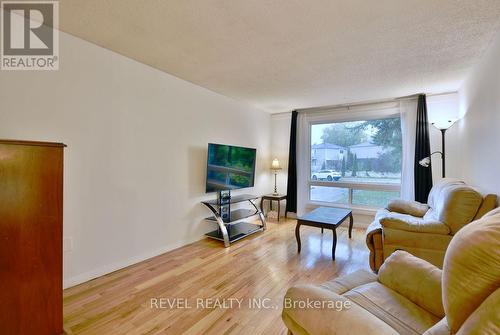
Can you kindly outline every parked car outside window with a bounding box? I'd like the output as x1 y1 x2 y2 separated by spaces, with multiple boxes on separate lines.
312 170 341 181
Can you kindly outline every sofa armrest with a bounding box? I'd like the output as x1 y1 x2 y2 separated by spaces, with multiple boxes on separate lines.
366 219 384 272
283 284 399 335
387 199 429 217
378 250 445 317
380 216 450 235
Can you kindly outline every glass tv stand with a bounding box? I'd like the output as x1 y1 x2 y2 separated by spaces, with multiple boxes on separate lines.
201 194 266 247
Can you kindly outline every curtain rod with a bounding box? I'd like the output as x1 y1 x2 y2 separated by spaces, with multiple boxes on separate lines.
276 90 458 115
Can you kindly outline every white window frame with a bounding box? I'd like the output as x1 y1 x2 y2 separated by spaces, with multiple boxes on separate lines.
299 102 402 213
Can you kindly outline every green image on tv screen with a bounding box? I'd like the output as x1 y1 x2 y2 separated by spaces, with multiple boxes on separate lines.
206 144 256 192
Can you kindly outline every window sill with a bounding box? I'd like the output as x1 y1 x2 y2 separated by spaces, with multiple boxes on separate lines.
305 201 379 216
309 180 401 192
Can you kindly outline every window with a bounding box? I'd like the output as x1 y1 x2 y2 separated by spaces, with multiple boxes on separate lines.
310 117 401 208
310 186 348 204
352 189 400 208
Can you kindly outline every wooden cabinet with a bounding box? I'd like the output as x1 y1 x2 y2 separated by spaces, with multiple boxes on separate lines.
0 140 65 335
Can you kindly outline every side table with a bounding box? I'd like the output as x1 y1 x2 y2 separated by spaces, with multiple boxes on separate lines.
261 194 287 222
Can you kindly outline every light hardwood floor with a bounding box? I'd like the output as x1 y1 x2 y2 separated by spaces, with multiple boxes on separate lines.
63 218 371 335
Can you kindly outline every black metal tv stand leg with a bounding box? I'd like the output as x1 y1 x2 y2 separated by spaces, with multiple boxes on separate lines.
250 199 267 231
204 203 231 247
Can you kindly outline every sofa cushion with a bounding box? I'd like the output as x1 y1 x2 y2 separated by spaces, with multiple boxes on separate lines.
455 288 500 335
426 179 464 211
320 269 377 294
387 199 429 217
378 251 445 318
343 282 440 334
443 207 500 333
473 194 497 220
283 284 399 335
429 183 483 234
422 318 451 335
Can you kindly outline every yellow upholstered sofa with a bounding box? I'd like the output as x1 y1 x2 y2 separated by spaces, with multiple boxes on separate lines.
282 207 500 335
366 179 496 271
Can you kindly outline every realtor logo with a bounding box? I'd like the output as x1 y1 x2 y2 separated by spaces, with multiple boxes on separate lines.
1 0 59 70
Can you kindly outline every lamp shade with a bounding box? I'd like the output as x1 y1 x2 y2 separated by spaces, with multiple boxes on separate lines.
271 158 281 170
427 93 460 130
419 157 431 167
432 119 458 130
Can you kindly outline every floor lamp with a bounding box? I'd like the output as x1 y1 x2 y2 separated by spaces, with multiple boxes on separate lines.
418 119 457 178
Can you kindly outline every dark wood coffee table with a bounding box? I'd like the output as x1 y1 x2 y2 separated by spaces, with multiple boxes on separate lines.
295 207 353 260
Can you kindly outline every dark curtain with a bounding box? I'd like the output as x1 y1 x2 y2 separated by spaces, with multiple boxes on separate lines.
285 111 298 214
414 94 433 202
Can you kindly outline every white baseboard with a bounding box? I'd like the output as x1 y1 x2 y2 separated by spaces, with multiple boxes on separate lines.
350 216 371 229
63 236 203 289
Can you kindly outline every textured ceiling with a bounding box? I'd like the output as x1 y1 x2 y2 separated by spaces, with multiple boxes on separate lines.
58 0 500 112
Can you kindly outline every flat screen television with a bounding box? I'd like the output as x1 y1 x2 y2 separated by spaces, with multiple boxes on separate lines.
206 143 256 193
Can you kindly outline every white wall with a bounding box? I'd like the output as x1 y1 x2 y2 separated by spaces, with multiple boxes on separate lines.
0 31 271 288
271 113 291 195
449 32 500 196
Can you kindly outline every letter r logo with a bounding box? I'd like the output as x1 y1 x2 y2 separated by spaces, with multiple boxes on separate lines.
2 1 54 55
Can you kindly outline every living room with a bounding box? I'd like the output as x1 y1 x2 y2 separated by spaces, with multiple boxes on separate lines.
0 1 499 334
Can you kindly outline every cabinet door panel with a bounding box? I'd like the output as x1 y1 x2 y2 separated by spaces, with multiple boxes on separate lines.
0 143 63 335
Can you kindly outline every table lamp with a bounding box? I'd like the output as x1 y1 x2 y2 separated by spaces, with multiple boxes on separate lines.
271 158 282 195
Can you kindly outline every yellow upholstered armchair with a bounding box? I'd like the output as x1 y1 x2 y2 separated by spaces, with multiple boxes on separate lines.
282 208 500 335
366 179 496 271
